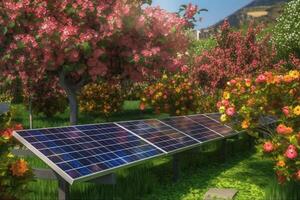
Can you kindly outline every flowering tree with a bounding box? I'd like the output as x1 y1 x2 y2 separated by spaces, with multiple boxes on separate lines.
193 20 276 93
218 70 300 183
0 0 198 125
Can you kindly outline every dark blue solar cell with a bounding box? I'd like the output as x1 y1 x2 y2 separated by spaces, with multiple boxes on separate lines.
78 158 92 166
61 154 74 161
70 152 83 159
35 135 48 141
68 160 84 169
40 149 54 156
117 119 198 153
31 142 46 149
66 169 81 178
25 137 38 143
50 147 65 154
161 116 221 142
77 167 92 176
48 155 63 163
57 163 73 171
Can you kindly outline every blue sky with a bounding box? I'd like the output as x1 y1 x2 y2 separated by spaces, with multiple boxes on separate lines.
151 0 253 29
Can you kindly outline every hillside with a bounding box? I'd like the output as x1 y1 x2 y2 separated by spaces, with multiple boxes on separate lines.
198 0 289 38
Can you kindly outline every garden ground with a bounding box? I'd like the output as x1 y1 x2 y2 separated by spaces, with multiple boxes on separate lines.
12 101 285 200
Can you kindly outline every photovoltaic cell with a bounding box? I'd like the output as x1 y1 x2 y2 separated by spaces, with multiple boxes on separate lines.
117 119 198 153
161 116 222 142
14 123 163 183
188 114 235 137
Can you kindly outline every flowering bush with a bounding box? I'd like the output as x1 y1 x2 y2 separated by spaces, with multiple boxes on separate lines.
140 73 202 116
272 0 300 58
124 82 148 101
218 70 300 183
0 105 33 199
79 81 125 117
193 20 276 93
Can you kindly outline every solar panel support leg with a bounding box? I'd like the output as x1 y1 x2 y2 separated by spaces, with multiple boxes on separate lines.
221 139 227 162
173 154 179 182
57 176 70 200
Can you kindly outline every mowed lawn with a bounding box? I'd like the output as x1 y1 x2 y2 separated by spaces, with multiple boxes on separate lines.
12 101 276 200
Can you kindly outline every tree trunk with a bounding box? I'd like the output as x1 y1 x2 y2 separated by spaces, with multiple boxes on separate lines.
58 71 80 125
66 88 78 125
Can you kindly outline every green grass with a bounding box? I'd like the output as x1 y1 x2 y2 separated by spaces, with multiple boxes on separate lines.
11 102 298 200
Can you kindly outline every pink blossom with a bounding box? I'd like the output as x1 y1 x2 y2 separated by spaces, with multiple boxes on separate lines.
285 147 298 159
226 107 235 116
255 74 267 83
282 106 290 116
263 141 274 153
180 65 189 73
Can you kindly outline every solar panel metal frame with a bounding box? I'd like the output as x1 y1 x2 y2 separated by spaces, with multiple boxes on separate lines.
13 113 240 185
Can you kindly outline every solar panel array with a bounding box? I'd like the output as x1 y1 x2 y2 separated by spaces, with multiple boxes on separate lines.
13 113 237 184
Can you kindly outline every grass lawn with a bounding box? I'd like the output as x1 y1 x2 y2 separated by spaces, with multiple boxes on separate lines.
12 101 282 200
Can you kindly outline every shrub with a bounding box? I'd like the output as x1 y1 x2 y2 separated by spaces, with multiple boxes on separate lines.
79 81 125 117
123 82 148 101
218 70 300 183
140 73 203 116
272 0 300 58
193 21 276 93
0 100 33 199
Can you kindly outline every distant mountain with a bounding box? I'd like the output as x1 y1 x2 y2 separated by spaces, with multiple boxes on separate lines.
198 0 289 38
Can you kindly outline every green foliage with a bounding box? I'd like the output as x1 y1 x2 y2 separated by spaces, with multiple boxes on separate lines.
189 37 216 56
0 100 33 199
272 0 300 58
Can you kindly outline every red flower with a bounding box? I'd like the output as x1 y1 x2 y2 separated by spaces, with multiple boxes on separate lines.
263 141 274 153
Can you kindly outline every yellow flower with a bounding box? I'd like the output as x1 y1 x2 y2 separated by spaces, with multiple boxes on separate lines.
223 92 230 100
293 105 300 116
220 114 227 122
219 106 226 113
241 120 250 129
162 74 168 80
7 153 14 158
289 70 299 79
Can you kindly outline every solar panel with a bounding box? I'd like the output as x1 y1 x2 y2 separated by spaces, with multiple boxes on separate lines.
13 123 164 184
188 114 236 137
161 116 223 142
205 113 222 122
117 119 199 153
13 113 241 185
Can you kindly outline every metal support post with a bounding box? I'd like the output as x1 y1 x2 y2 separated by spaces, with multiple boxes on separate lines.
173 154 179 182
57 176 70 200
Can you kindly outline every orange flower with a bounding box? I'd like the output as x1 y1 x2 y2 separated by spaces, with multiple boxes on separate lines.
1 128 13 140
276 160 286 167
241 120 250 129
276 124 293 135
10 159 29 177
